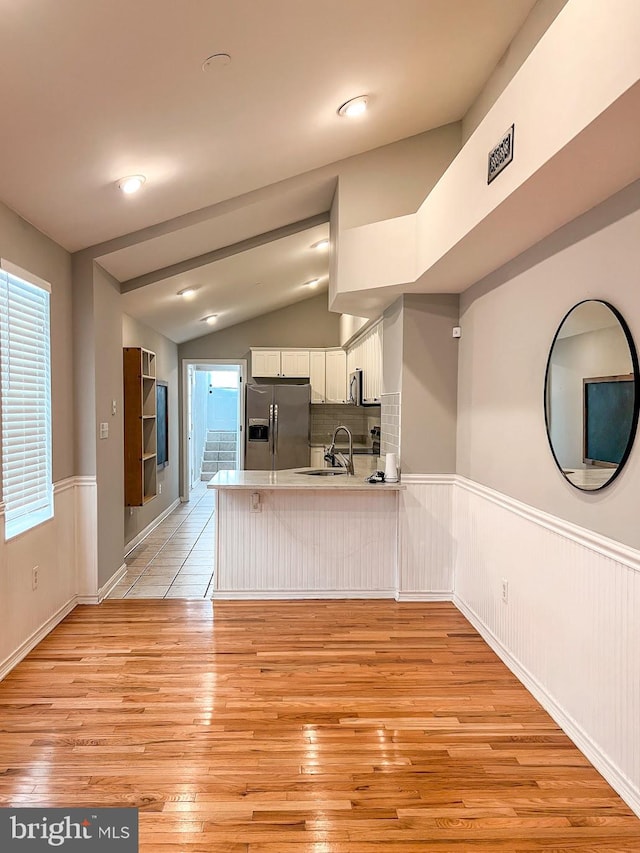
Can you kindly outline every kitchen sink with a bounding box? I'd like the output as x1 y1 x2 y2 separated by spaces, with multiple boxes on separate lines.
298 468 347 476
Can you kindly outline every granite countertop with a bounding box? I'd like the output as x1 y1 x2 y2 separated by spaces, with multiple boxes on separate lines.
208 469 403 491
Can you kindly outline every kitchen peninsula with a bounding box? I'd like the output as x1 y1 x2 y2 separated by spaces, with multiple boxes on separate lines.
208 470 403 599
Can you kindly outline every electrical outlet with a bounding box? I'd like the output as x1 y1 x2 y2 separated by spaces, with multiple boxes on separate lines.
501 578 509 603
32 566 39 591
250 492 261 513
158 483 162 495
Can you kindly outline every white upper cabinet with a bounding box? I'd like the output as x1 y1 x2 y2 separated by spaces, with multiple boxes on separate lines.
251 347 347 403
325 349 347 403
251 349 281 377
280 350 310 377
346 321 382 403
309 350 326 403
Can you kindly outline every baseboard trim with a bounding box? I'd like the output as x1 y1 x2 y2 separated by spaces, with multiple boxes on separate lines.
124 498 181 556
0 597 77 683
454 594 640 819
396 591 453 601
211 589 396 600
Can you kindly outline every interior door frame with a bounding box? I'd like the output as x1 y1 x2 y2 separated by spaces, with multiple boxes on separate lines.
181 358 247 499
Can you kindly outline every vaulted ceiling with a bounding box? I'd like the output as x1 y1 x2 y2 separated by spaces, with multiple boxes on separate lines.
0 0 538 341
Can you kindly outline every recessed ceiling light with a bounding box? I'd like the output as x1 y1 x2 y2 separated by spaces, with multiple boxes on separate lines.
202 314 218 325
178 287 196 300
305 279 320 289
311 239 329 251
117 175 146 194
337 95 368 118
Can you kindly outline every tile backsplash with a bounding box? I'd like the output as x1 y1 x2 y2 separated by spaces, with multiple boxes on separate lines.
380 393 401 459
310 404 381 444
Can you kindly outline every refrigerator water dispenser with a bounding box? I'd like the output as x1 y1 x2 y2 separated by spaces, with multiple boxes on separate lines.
248 418 269 441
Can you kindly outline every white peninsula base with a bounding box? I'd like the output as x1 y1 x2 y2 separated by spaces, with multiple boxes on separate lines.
209 470 403 599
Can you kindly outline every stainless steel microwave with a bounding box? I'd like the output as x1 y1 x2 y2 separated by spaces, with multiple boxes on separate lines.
348 369 362 405
349 369 380 406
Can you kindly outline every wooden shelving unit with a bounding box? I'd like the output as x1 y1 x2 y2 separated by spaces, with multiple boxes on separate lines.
123 347 158 506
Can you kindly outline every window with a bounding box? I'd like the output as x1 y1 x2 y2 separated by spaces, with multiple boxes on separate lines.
0 259 53 539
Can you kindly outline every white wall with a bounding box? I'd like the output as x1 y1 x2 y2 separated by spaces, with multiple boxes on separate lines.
462 0 568 142
191 369 209 485
333 0 640 313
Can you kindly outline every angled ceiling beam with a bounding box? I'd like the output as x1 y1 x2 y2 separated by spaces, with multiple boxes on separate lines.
119 212 330 294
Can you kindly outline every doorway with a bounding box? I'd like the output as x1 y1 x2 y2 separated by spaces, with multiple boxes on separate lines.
182 359 246 497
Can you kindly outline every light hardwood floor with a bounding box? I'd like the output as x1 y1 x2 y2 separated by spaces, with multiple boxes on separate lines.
1 600 639 852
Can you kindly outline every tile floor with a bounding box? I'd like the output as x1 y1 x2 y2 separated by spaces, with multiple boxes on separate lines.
108 482 215 599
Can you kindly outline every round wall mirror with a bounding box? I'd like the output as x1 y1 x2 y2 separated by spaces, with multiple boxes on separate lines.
544 300 640 491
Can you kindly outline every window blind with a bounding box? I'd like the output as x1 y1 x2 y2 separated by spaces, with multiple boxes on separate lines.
0 260 53 539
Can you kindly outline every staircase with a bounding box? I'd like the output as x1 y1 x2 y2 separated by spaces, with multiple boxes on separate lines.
200 430 238 481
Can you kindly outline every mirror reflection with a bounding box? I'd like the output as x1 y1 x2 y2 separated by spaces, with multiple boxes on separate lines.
544 300 639 491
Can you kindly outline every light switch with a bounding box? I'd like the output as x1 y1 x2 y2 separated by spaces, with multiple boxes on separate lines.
99 422 109 439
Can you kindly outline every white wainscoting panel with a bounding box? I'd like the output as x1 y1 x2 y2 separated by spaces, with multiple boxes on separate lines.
74 476 98 599
397 475 454 600
215 489 398 598
454 477 640 816
0 478 78 680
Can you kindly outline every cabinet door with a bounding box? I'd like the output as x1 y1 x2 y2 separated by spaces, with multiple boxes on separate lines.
281 350 310 377
309 446 326 468
363 324 382 403
325 349 347 403
309 351 326 403
252 350 281 377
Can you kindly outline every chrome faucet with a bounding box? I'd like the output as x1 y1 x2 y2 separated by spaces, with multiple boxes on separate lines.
324 425 354 475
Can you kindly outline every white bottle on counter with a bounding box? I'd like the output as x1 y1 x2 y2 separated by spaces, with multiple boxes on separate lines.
384 452 398 482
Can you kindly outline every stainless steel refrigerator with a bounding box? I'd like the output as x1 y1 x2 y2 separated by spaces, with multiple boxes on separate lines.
245 384 310 470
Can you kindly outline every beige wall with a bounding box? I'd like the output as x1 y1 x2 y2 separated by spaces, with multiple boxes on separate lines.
337 124 461 229
178 293 340 362
93 265 125 585
0 200 74 481
401 294 459 474
123 313 179 546
0 199 77 673
457 179 640 548
71 254 97 477
381 294 459 473
382 298 404 396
